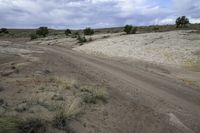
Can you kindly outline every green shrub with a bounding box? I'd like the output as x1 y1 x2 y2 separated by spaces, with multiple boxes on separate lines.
36 27 49 37
153 27 159 31
65 29 72 36
0 117 20 133
124 25 137 34
0 117 46 133
77 35 87 44
52 111 74 132
71 32 79 38
30 34 38 40
131 27 137 34
124 25 132 34
176 16 190 28
18 118 46 133
83 28 94 35
0 28 9 34
81 87 108 104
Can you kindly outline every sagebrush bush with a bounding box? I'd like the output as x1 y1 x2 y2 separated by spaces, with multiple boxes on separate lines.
0 28 9 34
0 117 46 133
77 35 87 44
83 28 94 35
36 27 49 37
176 16 190 28
18 118 46 133
52 111 74 132
0 117 20 133
65 29 72 36
30 33 38 40
124 25 137 34
81 87 108 104
131 27 137 34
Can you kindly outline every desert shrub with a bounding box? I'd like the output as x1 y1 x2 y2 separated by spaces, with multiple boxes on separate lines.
52 111 74 132
131 27 137 34
53 111 68 130
124 25 137 34
0 117 20 133
83 28 94 35
65 29 72 36
0 28 9 34
0 117 46 133
74 32 79 35
81 87 108 104
77 35 87 44
36 27 49 37
153 27 159 31
71 32 79 38
18 118 46 133
124 25 132 34
176 16 190 28
30 34 38 40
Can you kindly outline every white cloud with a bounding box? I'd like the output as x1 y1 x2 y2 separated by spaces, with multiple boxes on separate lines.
0 0 200 28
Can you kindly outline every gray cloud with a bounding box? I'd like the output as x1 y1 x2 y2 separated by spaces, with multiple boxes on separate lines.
0 0 200 29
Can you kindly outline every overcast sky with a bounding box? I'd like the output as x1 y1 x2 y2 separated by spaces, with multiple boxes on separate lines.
0 0 200 29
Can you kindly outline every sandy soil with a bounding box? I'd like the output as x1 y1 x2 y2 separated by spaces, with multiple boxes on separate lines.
75 30 200 69
0 31 200 133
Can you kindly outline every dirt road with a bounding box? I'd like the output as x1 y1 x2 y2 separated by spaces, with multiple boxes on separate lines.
41 45 200 133
1 38 200 132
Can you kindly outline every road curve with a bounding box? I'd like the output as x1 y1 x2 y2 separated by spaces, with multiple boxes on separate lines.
42 45 200 133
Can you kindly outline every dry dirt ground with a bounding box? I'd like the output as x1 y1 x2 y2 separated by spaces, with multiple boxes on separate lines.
0 31 200 133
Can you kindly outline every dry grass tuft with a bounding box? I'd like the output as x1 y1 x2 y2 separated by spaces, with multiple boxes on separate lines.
183 61 200 72
81 86 109 104
0 117 46 133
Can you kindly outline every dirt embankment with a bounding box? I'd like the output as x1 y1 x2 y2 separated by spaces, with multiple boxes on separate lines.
75 30 200 71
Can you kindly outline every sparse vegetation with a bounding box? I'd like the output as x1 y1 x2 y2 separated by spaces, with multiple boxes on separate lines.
0 99 5 107
0 28 9 34
52 99 81 133
0 86 4 92
77 35 87 44
71 32 79 38
30 33 38 40
0 117 46 133
81 86 108 104
53 111 71 131
83 28 94 35
124 25 137 34
36 27 49 37
65 29 72 36
153 27 159 31
0 117 20 133
18 118 46 133
176 16 190 28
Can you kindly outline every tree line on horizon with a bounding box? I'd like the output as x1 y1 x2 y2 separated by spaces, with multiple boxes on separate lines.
1 16 191 40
